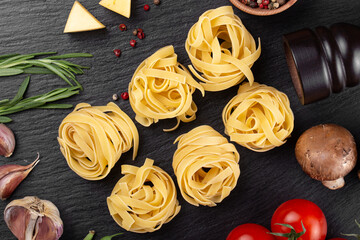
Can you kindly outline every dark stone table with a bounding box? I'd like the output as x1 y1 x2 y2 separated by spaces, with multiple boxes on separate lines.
1 0 360 239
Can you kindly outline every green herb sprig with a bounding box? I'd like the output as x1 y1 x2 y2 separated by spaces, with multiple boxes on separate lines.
0 52 92 90
0 51 92 123
0 76 80 123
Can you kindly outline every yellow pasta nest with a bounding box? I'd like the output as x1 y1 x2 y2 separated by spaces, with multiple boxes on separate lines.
107 158 181 233
129 45 204 131
58 102 139 180
222 83 294 152
185 6 261 92
173 125 240 207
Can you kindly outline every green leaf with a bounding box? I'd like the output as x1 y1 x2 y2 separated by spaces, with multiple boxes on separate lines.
83 230 95 240
0 68 24 76
26 60 74 86
23 67 54 74
0 99 10 106
0 116 12 123
38 103 73 109
100 233 123 240
0 53 20 60
9 76 30 105
46 53 93 59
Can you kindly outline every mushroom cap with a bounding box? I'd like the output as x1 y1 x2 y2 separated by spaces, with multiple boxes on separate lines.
295 124 357 181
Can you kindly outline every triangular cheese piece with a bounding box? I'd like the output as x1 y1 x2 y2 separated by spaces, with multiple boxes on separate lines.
64 1 105 33
99 0 131 18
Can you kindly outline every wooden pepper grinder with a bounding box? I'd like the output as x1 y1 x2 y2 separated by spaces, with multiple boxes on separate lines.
283 23 360 105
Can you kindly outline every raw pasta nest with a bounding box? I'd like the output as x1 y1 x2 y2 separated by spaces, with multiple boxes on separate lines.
58 102 139 180
173 125 240 207
129 45 204 131
185 6 261 92
107 158 181 233
222 82 294 152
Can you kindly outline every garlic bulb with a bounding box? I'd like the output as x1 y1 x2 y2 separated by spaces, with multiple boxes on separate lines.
4 196 63 240
0 123 15 157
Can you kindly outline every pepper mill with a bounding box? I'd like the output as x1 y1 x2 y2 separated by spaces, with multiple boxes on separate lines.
283 23 360 105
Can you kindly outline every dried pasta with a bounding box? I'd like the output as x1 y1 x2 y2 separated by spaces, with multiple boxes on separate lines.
107 158 181 233
173 125 240 207
58 102 139 180
222 82 294 152
129 45 204 131
185 6 261 91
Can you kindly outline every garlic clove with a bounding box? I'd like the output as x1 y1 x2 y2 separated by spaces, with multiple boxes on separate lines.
4 205 30 240
0 154 40 200
0 123 15 157
4 196 63 240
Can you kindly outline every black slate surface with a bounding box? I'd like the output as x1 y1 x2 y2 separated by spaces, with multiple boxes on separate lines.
1 0 360 239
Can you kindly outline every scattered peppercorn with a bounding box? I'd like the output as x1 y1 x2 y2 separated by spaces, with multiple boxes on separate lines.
112 94 119 101
137 28 143 33
137 31 145 40
121 92 129 100
130 39 136 47
144 4 150 11
133 29 138 36
119 24 127 31
154 0 160 5
113 49 121 57
243 0 287 9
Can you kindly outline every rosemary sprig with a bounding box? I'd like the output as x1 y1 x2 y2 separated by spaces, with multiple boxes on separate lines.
0 52 92 90
0 76 80 123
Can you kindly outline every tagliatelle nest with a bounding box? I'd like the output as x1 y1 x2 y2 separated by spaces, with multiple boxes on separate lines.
129 45 204 131
58 102 139 180
107 158 181 233
185 6 261 92
173 125 240 207
222 82 294 152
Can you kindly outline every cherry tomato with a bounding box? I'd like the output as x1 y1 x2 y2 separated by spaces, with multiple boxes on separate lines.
271 199 327 240
227 223 276 240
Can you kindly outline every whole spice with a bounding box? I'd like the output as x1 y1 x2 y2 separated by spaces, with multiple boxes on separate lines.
0 123 15 157
137 31 145 39
243 0 286 9
118 24 126 31
4 196 63 240
144 4 150 11
132 29 138 36
137 28 143 33
0 77 80 123
113 49 121 57
130 39 136 48
112 94 119 101
121 92 129 100
154 0 161 5
0 154 39 200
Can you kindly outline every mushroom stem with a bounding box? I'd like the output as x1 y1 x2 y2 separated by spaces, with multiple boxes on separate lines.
322 178 345 190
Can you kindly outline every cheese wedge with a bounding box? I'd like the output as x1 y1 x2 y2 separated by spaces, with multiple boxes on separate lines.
64 1 105 33
99 0 131 18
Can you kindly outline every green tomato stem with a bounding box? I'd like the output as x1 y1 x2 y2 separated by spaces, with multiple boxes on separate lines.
83 230 95 240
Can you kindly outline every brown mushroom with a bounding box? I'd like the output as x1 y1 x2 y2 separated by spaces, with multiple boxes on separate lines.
295 124 357 190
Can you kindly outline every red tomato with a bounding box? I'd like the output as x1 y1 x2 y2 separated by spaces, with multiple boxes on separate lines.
271 199 327 240
227 223 276 240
